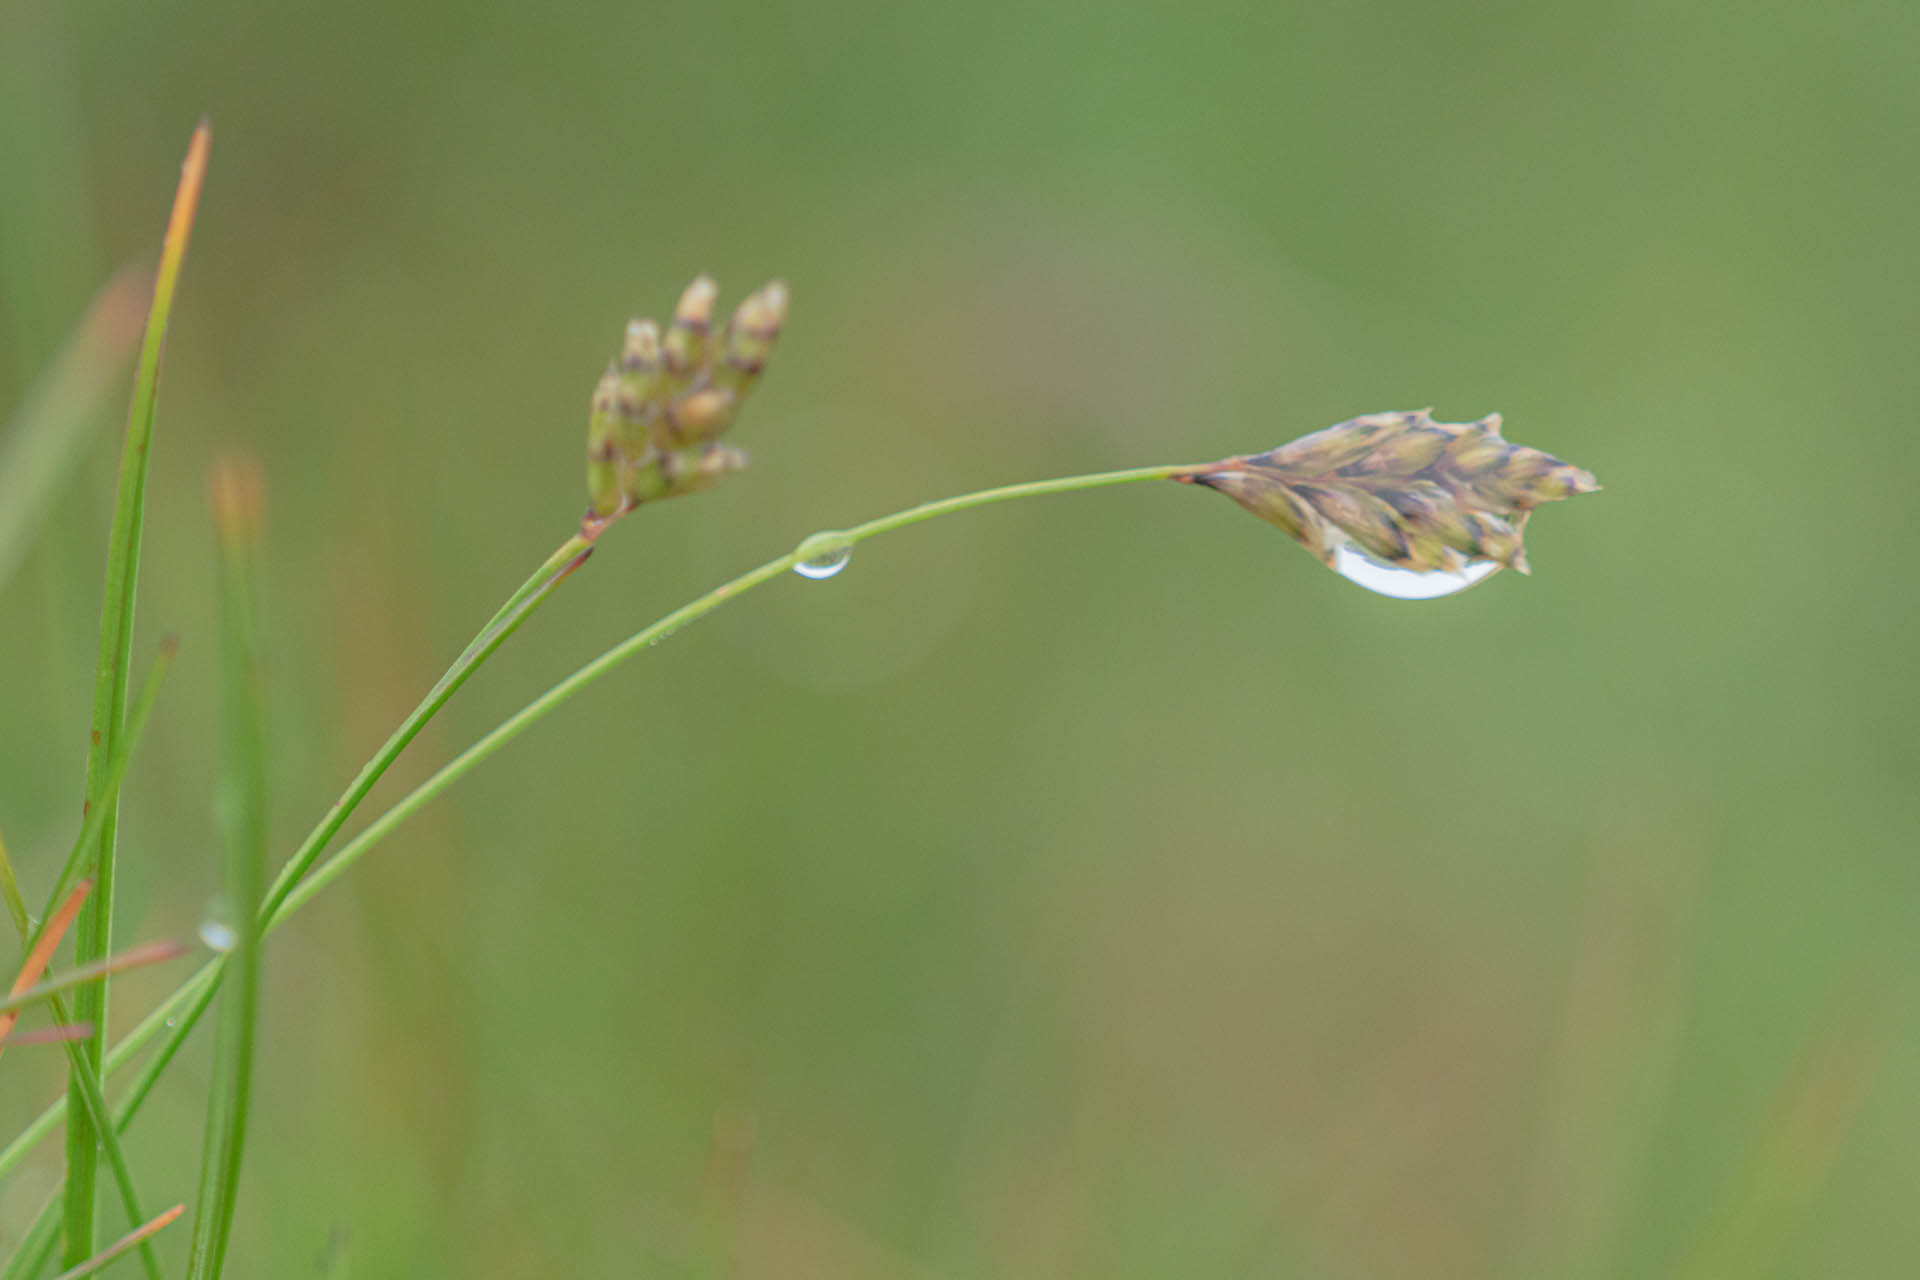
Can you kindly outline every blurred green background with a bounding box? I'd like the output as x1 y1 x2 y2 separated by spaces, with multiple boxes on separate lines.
3 0 1916 1275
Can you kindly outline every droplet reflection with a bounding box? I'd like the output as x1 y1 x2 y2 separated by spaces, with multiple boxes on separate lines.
1329 540 1500 600
792 533 854 580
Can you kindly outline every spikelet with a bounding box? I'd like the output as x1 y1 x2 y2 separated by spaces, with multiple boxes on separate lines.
1184 410 1598 580
582 276 787 526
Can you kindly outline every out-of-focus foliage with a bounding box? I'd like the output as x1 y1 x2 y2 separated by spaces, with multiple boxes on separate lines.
1 0 1915 1275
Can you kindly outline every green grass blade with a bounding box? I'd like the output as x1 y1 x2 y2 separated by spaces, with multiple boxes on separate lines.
64 118 209 1266
184 456 270 1280
0 267 147 599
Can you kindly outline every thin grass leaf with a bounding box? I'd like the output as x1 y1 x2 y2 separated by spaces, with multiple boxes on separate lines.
0 940 189 1018
65 118 209 1265
52 1205 184 1280
184 454 269 1280
0 266 148 598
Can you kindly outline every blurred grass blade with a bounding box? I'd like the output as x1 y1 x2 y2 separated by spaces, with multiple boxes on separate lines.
66 118 209 1265
0 1187 61 1280
0 266 147 598
0 878 91 1058
0 939 190 1018
185 453 269 1280
52 1205 184 1280
1673 992 1886 1280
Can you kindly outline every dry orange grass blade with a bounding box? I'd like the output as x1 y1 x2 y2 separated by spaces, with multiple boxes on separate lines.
51 1204 185 1280
0 878 92 1059
1 1023 95 1047
0 938 192 1020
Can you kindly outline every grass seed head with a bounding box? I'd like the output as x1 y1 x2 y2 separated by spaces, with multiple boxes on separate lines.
582 277 787 524
1185 409 1598 581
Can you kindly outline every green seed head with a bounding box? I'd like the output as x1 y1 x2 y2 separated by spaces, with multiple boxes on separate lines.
1184 409 1597 583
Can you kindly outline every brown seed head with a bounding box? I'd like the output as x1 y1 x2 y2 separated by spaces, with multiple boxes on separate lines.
1184 409 1597 582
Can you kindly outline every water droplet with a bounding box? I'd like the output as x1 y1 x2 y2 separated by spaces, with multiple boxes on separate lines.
198 919 237 953
1329 540 1500 600
793 532 853 580
164 1017 177 1028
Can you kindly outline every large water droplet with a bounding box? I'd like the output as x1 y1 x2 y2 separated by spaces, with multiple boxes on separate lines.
793 532 853 580
1329 540 1500 600
198 918 237 953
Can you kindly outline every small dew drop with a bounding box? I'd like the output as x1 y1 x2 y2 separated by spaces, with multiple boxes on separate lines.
164 1017 177 1029
198 919 237 953
793 533 853 581
1329 540 1500 600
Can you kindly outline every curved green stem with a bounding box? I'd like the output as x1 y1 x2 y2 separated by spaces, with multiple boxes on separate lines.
0 462 1193 1233
255 532 593 926
277 463 1196 919
841 463 1195 539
